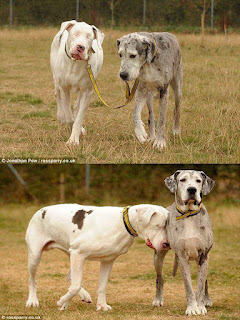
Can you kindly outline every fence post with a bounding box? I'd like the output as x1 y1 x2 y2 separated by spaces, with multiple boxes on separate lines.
60 173 65 203
76 0 79 22
86 164 90 196
211 0 214 31
10 0 13 27
143 0 146 25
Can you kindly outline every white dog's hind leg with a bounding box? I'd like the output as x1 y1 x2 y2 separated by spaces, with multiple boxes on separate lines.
57 250 85 311
152 250 168 307
147 90 156 141
55 87 66 124
67 90 92 145
26 246 43 308
73 92 81 120
96 260 115 311
133 86 149 143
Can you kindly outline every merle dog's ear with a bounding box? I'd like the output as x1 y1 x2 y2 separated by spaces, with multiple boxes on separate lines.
142 38 156 64
199 171 215 195
117 38 121 48
164 171 181 193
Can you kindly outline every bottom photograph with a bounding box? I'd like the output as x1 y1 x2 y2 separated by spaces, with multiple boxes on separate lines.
0 164 239 320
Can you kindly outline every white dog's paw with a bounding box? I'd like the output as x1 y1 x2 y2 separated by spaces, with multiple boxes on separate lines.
66 137 79 146
152 297 163 307
96 303 112 311
198 304 207 315
57 298 69 311
26 298 39 308
79 288 92 303
153 138 166 150
185 303 201 316
81 127 86 135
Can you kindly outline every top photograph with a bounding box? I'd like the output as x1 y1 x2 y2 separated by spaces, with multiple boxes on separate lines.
0 0 239 164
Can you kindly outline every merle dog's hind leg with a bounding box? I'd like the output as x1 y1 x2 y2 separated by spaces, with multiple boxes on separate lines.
171 64 182 136
147 90 156 141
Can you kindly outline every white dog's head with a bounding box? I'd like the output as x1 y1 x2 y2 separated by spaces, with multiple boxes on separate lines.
59 20 104 61
134 205 170 252
165 170 215 212
117 33 156 81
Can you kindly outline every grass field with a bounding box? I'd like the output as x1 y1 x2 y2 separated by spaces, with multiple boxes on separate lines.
0 28 239 163
0 201 239 320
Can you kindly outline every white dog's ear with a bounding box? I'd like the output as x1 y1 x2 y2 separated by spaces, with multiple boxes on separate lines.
199 171 215 195
137 207 157 228
142 38 156 64
92 25 105 50
165 170 181 193
59 20 77 41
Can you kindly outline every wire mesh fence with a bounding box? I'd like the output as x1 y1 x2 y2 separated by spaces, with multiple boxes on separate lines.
0 0 239 30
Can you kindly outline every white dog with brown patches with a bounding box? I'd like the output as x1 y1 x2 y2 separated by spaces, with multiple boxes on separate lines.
25 204 169 311
50 20 104 145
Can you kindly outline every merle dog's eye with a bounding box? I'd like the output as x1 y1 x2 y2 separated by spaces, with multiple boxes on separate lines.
196 179 201 183
130 54 136 59
180 179 186 182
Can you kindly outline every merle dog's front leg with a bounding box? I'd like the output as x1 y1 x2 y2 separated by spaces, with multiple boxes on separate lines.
195 255 209 315
133 83 149 143
178 255 201 316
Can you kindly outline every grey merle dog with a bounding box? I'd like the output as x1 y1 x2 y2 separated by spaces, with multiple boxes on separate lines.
117 32 182 150
153 170 214 316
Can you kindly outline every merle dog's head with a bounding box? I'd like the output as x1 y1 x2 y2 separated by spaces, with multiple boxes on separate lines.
117 33 156 81
165 170 215 212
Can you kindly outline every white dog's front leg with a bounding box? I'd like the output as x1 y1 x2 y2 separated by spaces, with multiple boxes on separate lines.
96 259 115 311
59 87 74 124
133 85 148 143
57 250 85 311
67 90 91 145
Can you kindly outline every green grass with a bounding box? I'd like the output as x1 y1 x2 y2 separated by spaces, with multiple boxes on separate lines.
0 201 239 319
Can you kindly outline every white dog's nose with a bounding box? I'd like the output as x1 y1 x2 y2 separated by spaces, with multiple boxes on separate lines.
77 45 85 52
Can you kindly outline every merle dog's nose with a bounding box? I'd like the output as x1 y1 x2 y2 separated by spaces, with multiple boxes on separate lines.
187 187 197 195
77 45 85 52
120 72 129 81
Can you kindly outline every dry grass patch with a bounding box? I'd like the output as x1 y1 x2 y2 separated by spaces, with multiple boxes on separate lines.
0 28 240 162
0 201 239 320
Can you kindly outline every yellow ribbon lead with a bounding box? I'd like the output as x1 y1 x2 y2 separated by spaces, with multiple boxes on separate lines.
86 64 139 109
